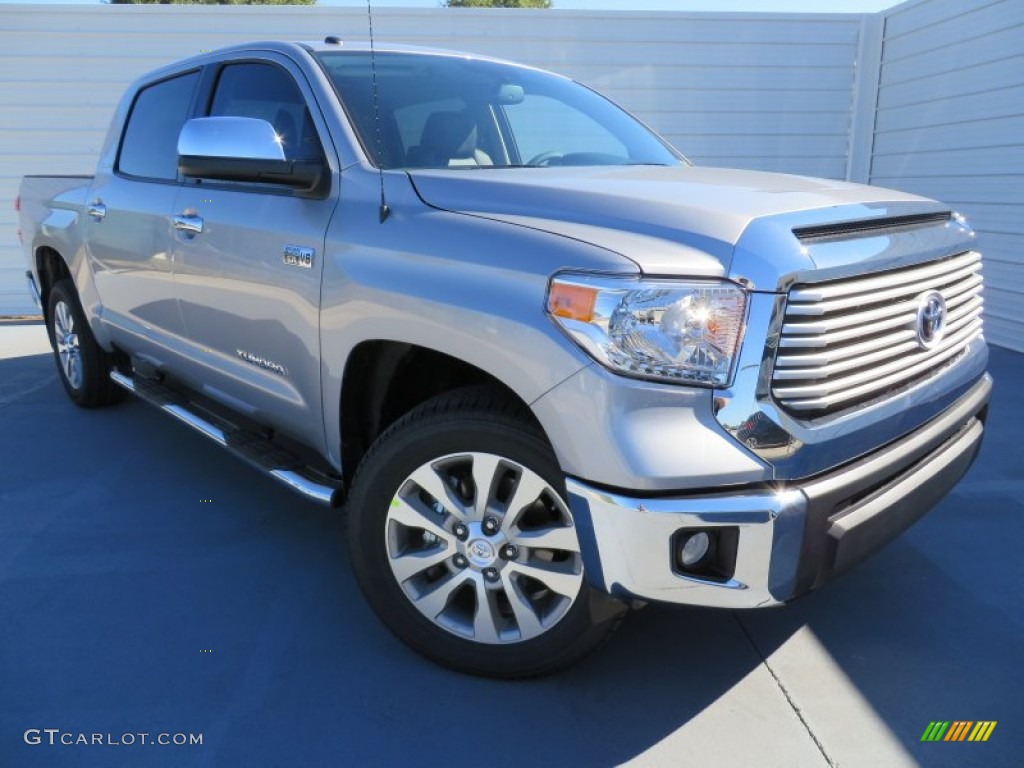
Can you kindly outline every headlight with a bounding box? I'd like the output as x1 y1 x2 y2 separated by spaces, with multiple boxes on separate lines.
547 274 747 387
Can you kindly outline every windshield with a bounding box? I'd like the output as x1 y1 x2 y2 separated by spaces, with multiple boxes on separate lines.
316 51 684 170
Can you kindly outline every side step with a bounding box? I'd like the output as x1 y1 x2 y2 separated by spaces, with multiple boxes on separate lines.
110 370 343 507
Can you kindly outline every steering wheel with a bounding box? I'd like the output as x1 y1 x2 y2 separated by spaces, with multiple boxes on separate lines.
526 151 564 167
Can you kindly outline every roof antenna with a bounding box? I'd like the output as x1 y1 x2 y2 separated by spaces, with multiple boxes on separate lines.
367 0 389 223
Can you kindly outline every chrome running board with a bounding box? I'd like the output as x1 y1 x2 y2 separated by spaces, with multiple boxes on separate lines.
110 370 343 507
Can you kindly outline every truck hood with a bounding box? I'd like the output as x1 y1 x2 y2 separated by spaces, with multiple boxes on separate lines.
407 165 945 285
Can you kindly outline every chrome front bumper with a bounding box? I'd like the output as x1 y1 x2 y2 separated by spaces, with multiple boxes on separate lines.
567 374 991 608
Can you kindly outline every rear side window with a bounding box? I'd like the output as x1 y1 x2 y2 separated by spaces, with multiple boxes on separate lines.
118 71 199 181
209 62 322 163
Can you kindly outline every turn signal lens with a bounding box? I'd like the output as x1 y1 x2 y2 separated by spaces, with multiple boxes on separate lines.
548 283 598 322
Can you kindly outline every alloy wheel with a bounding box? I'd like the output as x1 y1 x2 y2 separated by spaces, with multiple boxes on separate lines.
384 452 584 644
53 299 83 389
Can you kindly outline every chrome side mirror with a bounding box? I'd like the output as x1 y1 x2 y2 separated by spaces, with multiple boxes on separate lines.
179 116 286 161
177 117 324 193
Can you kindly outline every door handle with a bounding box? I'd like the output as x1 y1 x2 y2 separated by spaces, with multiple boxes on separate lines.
87 201 106 221
173 214 204 236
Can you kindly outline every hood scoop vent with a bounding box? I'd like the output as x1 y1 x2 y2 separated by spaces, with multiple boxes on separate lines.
793 211 951 243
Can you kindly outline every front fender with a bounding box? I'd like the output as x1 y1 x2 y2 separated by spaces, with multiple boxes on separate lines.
319 169 638 470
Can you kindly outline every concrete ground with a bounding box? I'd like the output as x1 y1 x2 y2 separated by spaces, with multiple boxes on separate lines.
1 322 1021 768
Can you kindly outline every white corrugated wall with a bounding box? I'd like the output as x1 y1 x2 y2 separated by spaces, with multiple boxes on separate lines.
0 4 864 317
0 1 1020 353
871 0 1024 352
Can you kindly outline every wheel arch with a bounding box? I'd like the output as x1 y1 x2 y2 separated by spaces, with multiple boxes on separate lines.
339 340 547 490
34 245 71 324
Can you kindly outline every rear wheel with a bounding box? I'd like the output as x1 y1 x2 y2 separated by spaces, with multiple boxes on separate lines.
347 388 625 678
46 279 123 407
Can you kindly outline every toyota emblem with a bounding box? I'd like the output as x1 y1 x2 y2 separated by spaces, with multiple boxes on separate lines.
915 291 947 350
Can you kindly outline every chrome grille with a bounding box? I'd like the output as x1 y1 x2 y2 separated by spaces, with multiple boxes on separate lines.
772 251 984 415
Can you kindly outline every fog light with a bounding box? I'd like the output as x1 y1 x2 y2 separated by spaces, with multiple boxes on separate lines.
672 526 738 582
679 531 711 569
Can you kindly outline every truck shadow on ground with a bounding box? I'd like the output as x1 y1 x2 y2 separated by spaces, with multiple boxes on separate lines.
1 348 1021 767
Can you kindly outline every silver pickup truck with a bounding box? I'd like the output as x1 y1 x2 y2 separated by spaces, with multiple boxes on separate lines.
19 40 990 678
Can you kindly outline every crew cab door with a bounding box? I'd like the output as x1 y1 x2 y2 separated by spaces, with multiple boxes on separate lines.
169 57 338 451
86 70 200 349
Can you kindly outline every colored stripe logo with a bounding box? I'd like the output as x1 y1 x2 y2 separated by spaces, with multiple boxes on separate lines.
921 721 997 742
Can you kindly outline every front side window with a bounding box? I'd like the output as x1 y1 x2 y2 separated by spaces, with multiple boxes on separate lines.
209 62 322 163
118 71 199 180
316 52 682 170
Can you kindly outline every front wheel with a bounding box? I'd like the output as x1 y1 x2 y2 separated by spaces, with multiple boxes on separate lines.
347 388 625 678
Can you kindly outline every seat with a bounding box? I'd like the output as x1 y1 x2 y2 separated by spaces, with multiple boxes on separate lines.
406 111 492 168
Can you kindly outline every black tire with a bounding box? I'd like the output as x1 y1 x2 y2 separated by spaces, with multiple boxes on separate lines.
347 387 626 678
46 279 123 408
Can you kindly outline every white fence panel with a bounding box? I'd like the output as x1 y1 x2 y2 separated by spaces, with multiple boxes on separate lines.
1 1 1020 354
872 0 1024 352
0 4 863 316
